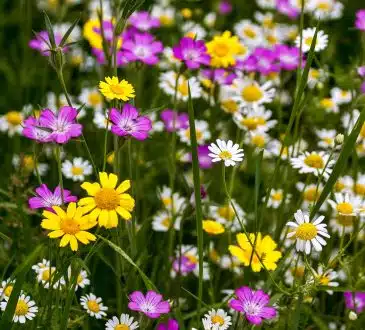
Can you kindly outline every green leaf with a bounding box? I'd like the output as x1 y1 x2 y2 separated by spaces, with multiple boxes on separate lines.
43 11 56 48
59 17 80 47
98 235 157 290
142 104 167 115
0 231 12 243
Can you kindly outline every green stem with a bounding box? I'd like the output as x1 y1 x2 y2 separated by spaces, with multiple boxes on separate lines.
55 145 64 204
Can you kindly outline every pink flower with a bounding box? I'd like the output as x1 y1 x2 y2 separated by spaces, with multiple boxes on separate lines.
110 104 152 140
218 0 232 15
274 45 301 71
157 319 179 330
344 292 365 313
128 290 170 318
200 69 237 85
229 286 277 325
172 37 210 69
160 109 189 132
22 117 53 143
29 31 64 56
129 11 160 31
355 10 365 31
28 184 77 211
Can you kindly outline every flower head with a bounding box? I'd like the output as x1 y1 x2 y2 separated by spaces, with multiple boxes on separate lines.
99 77 135 101
79 172 135 228
129 11 160 31
0 110 24 136
173 37 210 69
295 28 328 53
62 158 93 182
355 10 365 31
160 109 189 132
128 290 170 318
106 314 139 329
29 31 63 56
203 220 225 235
0 293 38 323
344 292 365 313
208 139 244 167
157 318 179 330
80 293 108 319
202 309 232 329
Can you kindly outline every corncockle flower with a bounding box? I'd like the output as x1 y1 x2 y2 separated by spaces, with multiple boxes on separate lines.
160 109 189 132
355 10 365 31
128 290 170 318
242 48 279 75
173 37 210 69
129 11 160 31
208 139 244 167
22 116 52 143
184 145 213 169
274 44 301 71
29 31 63 56
172 255 197 275
229 286 277 325
122 32 163 65
276 0 299 19
218 0 233 15
361 81 365 94
358 66 365 77
344 292 365 313
110 104 152 140
37 106 82 144
157 319 179 330
28 184 77 211
200 68 237 85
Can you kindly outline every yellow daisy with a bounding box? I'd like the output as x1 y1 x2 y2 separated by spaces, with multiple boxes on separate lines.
78 172 135 229
99 77 135 101
41 203 97 251
206 31 245 68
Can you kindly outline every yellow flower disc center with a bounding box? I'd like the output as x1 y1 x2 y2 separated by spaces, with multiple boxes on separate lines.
304 154 324 169
335 181 345 192
213 42 229 57
178 81 189 96
319 275 330 285
15 300 29 316
318 2 331 11
87 300 100 313
296 223 317 240
211 315 225 325
304 187 320 202
162 217 171 228
218 206 235 221
72 166 84 175
320 98 334 109
241 85 263 102
305 37 313 47
6 111 23 126
360 123 365 138
88 92 102 106
291 266 305 278
95 188 120 210
77 274 83 284
272 192 283 201
337 215 354 227
186 254 198 264
110 84 126 95
310 69 320 79
115 325 130 330
4 285 13 297
354 183 365 196
41 268 55 281
218 151 232 160
221 99 238 113
251 135 265 148
336 202 353 215
60 218 80 235
243 27 256 39
160 15 173 26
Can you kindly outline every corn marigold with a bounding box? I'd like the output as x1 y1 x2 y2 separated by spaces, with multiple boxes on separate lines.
99 76 135 101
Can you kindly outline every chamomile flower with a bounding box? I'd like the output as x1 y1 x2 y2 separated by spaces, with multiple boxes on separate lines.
202 309 232 330
0 279 15 301
245 131 270 149
0 110 24 136
105 314 139 330
308 68 328 89
328 193 363 217
233 106 277 133
307 0 343 20
234 20 264 48
152 210 181 231
67 267 90 291
316 129 337 149
290 151 334 179
0 293 38 323
256 0 276 9
295 28 328 53
182 21 207 39
208 139 244 167
79 87 103 111
267 189 291 209
286 209 330 255
353 174 365 197
151 5 175 27
99 77 135 101
80 293 108 319
36 266 65 289
31 259 50 274
284 260 306 285
158 186 186 214
62 158 92 182
209 199 246 231
331 87 352 105
12 154 49 176
319 98 339 113
93 110 111 130
296 182 323 210
312 265 339 294
178 120 211 145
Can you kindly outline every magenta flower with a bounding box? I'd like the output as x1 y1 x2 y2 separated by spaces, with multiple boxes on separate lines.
173 37 210 69
110 104 152 140
157 319 179 330
229 286 277 325
218 0 232 15
358 66 365 77
128 290 170 318
274 45 301 71
172 256 196 275
276 0 299 19
344 292 365 313
129 11 160 31
22 117 52 143
184 145 213 169
201 69 237 85
38 106 82 144
242 48 279 75
355 10 365 31
160 109 189 132
122 32 163 65
29 31 63 56
361 81 365 94
29 184 77 211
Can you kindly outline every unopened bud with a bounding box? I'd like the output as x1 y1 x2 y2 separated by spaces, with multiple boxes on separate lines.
349 311 358 320
335 134 344 145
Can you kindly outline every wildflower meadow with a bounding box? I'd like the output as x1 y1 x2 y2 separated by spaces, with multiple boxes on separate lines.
1 0 365 329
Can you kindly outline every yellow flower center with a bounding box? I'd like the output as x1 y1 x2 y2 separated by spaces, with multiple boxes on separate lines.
159 15 173 26
15 300 29 316
304 37 313 47
77 274 83 284
88 92 102 106
320 98 334 109
162 197 172 207
71 55 83 66
218 206 235 221
221 99 238 113
354 183 365 196
211 315 225 325
61 218 80 235
241 85 263 102
319 275 330 285
318 2 331 11
242 27 256 39
304 187 320 202
323 137 333 145
4 285 13 297
304 154 324 169
161 217 171 228
360 123 365 138
95 188 120 210
41 268 55 281
185 31 197 39
87 300 100 313
251 135 265 148
184 128 203 141
6 111 23 126
310 69 320 79
241 116 266 130
181 8 192 19
266 34 277 45
336 202 353 215
72 166 84 175
186 253 198 264
213 42 229 57
115 325 130 330
335 181 345 192
291 266 305 278
218 150 232 160
272 191 283 201
295 223 317 240
23 156 35 171
178 81 189 96
337 215 354 227
110 84 127 96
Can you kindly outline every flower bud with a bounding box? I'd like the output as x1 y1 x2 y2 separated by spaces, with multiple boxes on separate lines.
335 134 344 145
349 311 358 320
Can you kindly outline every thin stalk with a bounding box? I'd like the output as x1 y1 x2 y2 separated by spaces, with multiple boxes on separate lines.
55 145 64 203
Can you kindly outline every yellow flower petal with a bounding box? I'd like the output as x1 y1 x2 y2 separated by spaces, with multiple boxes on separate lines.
80 182 101 196
116 206 131 220
75 231 90 244
89 208 101 221
69 236 78 251
48 230 64 238
108 210 118 228
107 173 118 189
60 234 71 247
116 180 131 193
42 210 60 222
228 245 247 263
41 219 61 231
52 206 66 218
67 202 77 218
119 195 135 211
98 209 109 227
99 172 110 188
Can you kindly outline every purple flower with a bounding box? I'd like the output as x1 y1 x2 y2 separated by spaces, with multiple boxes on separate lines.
122 32 163 65
22 116 52 143
355 10 365 31
276 0 299 19
157 319 179 330
38 106 82 144
110 104 152 140
172 37 210 69
160 109 189 132
92 48 128 67
218 0 232 15
358 66 365 77
172 256 196 275
361 81 365 94
190 185 208 206
29 31 63 56
29 184 77 211
274 45 301 71
242 48 280 75
201 69 237 85
229 286 277 325
129 11 160 31
128 290 170 319
344 292 365 313
184 145 213 169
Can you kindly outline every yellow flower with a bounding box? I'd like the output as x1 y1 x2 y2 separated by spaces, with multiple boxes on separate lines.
229 233 282 272
206 31 245 68
203 220 225 235
78 172 135 229
41 203 97 251
99 77 135 101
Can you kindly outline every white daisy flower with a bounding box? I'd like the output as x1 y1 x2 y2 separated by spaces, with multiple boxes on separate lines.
178 120 211 146
0 279 15 301
79 87 103 112
88 0 112 18
295 28 328 53
333 175 353 194
341 109 359 134
311 265 339 294
319 97 339 113
0 293 38 323
286 209 330 255
208 139 244 167
105 314 139 330
151 5 175 27
152 210 181 232
307 68 328 89
62 157 93 181
232 78 275 109
353 174 365 197
290 151 335 179
315 129 337 149
234 106 276 133
80 293 108 319
256 0 276 9
54 23 81 43
67 267 90 291
328 193 363 216
0 110 24 136
182 21 207 39
284 260 306 285
267 189 291 209
330 87 352 105
254 12 276 30
32 259 50 274
209 199 246 232
37 266 65 290
12 154 49 176
159 46 181 70
204 12 217 28
307 0 343 21
202 309 232 330
234 20 264 49
93 110 111 130
329 215 355 234
245 131 270 149
158 186 186 214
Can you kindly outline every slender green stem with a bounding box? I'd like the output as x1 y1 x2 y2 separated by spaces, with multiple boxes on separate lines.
55 145 64 204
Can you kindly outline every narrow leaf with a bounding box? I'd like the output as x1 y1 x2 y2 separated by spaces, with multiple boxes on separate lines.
59 17 80 47
43 11 56 48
